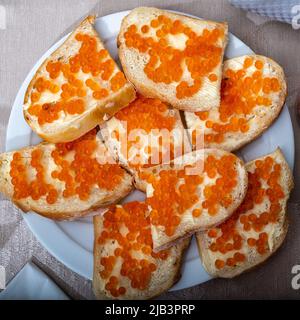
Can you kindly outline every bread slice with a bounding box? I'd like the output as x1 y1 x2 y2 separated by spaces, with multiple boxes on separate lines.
100 95 191 183
136 149 248 251
185 55 287 151
0 129 133 220
23 15 136 143
93 201 190 299
196 148 293 278
118 7 228 112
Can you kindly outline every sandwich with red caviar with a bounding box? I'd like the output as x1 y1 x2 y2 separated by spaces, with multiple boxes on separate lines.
24 15 136 143
93 201 190 299
185 55 287 151
100 95 191 179
0 129 133 220
118 7 228 112
136 149 248 251
197 149 293 277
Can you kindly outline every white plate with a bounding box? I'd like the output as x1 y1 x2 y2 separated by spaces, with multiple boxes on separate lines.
5 10 294 292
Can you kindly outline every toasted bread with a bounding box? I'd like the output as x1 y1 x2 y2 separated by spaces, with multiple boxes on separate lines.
23 15 136 143
136 149 248 251
196 148 293 278
118 7 228 112
0 129 133 220
185 55 287 151
93 201 190 299
100 95 191 182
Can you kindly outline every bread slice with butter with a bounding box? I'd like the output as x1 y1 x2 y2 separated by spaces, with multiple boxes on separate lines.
23 15 136 143
185 55 287 151
136 149 248 251
196 148 293 278
0 129 133 220
93 201 190 299
118 7 228 112
100 95 192 181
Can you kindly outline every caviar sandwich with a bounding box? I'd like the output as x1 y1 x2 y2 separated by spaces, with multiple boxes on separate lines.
185 55 287 151
118 7 228 112
93 201 190 299
0 129 133 220
100 94 191 176
136 149 248 251
197 149 293 277
24 16 136 143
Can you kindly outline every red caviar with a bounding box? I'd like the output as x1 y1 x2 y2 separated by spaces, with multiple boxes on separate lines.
10 149 58 204
28 33 126 125
115 96 175 133
114 96 177 169
124 16 225 98
207 156 284 269
144 153 238 237
9 129 125 204
193 57 281 145
98 202 169 297
51 128 125 200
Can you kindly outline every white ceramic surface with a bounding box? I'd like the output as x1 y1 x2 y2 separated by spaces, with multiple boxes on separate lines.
5 10 294 291
0 262 70 300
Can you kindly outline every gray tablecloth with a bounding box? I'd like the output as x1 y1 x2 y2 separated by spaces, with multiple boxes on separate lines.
0 0 300 299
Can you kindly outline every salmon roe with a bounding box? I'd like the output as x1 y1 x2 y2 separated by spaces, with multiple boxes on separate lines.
193 57 282 145
9 129 125 204
124 16 225 99
51 128 125 201
114 95 177 168
28 33 126 125
143 153 238 237
115 96 175 133
98 202 169 297
10 149 58 203
207 156 284 270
